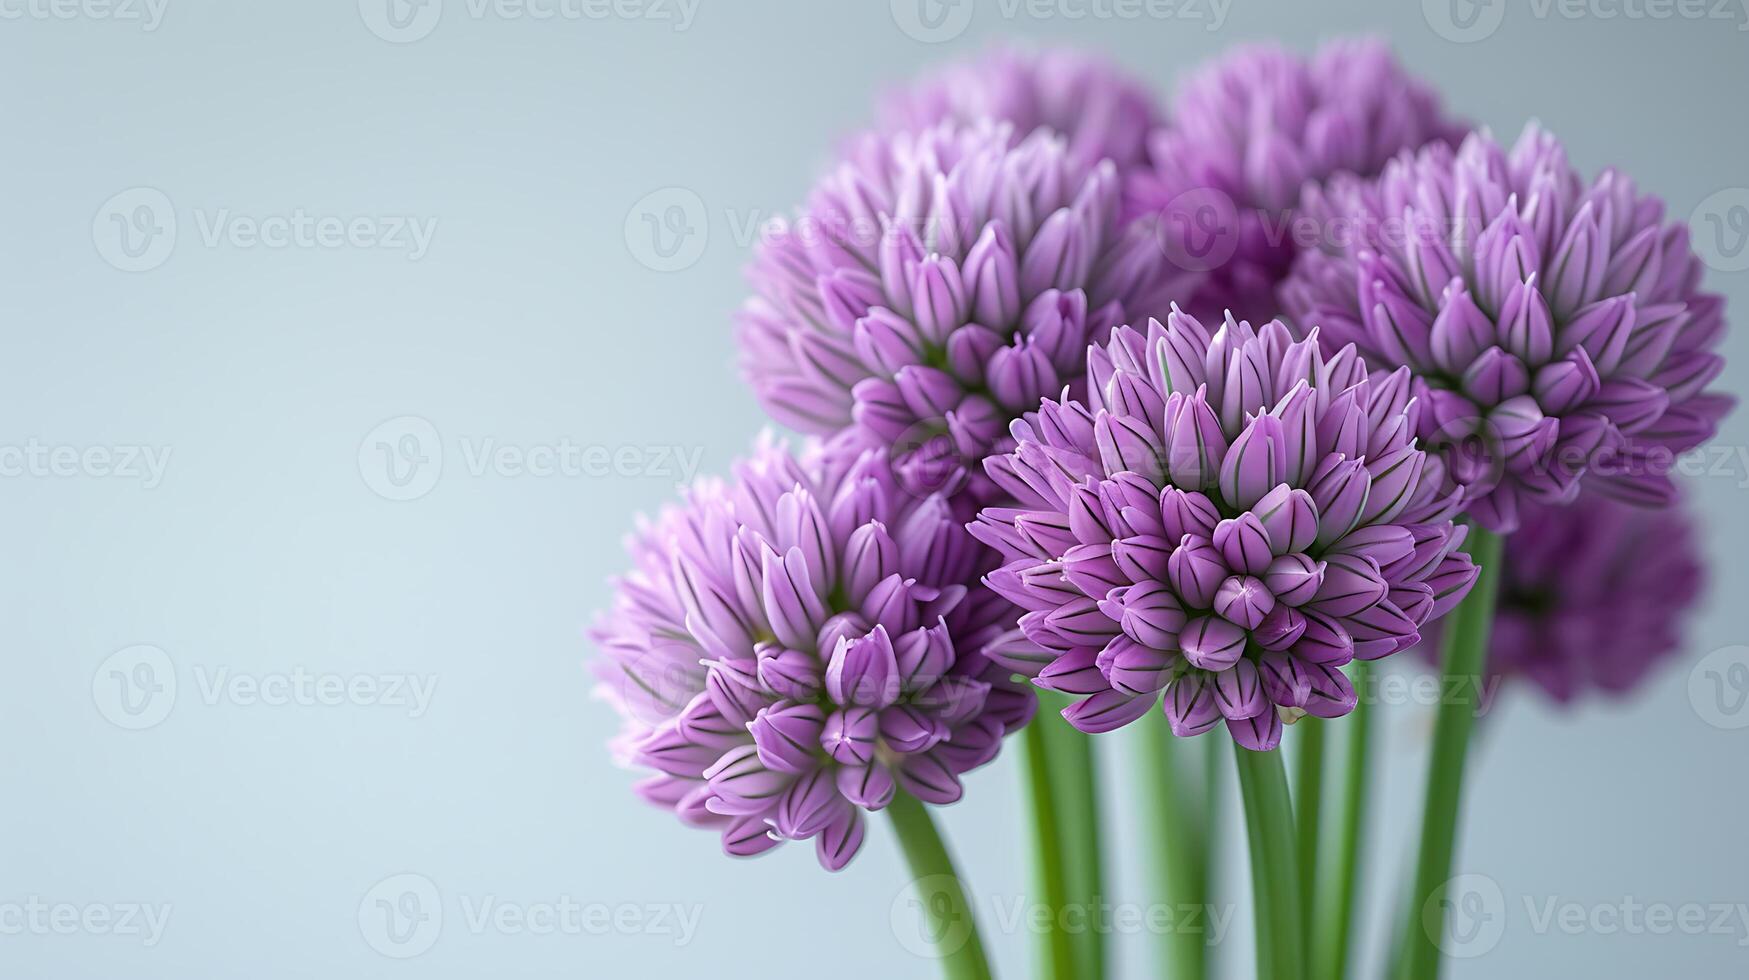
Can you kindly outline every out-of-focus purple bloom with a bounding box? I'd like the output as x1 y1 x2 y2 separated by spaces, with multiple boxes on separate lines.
875 46 1163 177
1131 38 1465 323
972 312 1477 751
591 438 1034 870
1282 124 1734 532
737 123 1189 502
1424 492 1704 704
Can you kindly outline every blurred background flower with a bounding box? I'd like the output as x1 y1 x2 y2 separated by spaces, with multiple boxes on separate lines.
875 45 1163 178
1423 491 1705 705
1130 38 1465 323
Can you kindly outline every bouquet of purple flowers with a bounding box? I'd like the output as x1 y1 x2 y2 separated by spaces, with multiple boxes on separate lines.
590 39 1730 980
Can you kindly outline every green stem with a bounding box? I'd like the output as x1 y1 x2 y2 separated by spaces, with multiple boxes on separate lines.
1293 716 1326 950
1204 735 1225 978
1313 660 1373 980
1021 717 1077 980
1234 745 1304 980
1042 699 1106 979
1399 527 1505 980
887 791 994 980
1135 714 1207 979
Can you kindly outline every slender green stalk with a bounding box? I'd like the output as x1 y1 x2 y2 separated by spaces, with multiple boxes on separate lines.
887 791 994 980
1234 746 1304 980
1313 660 1374 980
1041 700 1106 979
1204 735 1225 978
1399 527 1505 980
1020 718 1077 980
1293 716 1326 949
1385 875 1409 980
1135 713 1206 979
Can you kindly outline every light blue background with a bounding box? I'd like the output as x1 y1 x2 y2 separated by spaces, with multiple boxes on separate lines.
3 1 1747 977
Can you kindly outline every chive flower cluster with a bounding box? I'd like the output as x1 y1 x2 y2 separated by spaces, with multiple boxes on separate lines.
973 312 1478 750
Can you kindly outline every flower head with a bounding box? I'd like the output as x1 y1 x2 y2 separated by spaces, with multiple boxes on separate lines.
591 438 1034 870
1282 124 1734 531
973 312 1478 750
1428 492 1704 704
738 122 1186 502
1132 38 1465 322
876 46 1163 177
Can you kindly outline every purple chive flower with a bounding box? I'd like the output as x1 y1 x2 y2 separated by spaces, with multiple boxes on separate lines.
591 438 1034 870
972 311 1479 751
737 122 1188 502
875 46 1164 177
1424 491 1704 704
1130 38 1465 323
1282 125 1734 531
